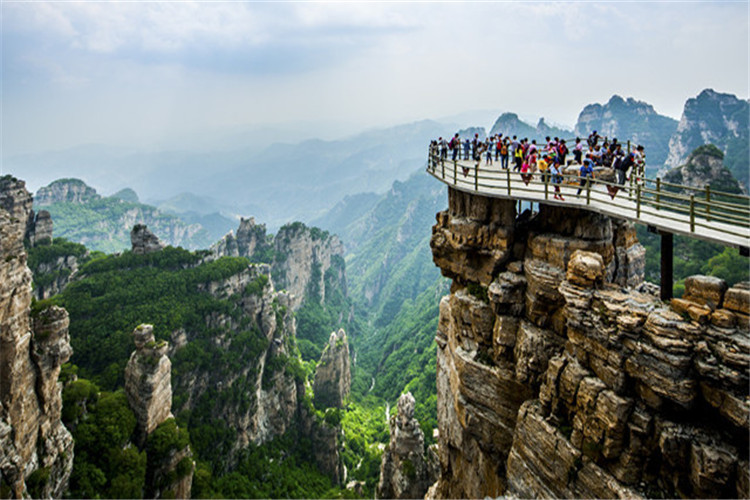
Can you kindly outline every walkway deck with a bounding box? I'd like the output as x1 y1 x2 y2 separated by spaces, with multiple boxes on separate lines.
427 153 750 250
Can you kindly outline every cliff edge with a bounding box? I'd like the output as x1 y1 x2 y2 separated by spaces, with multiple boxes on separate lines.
429 187 748 498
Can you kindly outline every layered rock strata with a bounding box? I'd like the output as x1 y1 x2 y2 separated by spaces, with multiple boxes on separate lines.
377 392 438 499
313 329 351 409
429 186 748 499
0 176 74 498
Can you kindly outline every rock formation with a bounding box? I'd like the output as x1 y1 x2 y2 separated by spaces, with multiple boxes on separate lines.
0 176 74 498
428 186 748 499
212 220 346 311
124 324 193 498
34 178 99 205
664 89 749 186
178 263 300 459
124 324 174 444
377 392 438 499
25 210 53 247
131 224 166 254
313 329 351 409
272 223 346 310
210 216 269 259
663 144 743 194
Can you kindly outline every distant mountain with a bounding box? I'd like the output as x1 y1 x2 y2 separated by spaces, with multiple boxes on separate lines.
489 113 571 141
574 95 678 171
7 120 454 230
112 188 139 203
664 89 749 188
34 179 215 252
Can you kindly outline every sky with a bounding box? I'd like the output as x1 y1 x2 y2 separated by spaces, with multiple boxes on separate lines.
2 1 748 157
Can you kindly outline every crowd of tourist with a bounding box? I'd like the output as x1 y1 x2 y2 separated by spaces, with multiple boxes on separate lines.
430 130 646 201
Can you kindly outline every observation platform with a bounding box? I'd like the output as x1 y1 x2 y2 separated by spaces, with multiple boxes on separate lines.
427 148 750 299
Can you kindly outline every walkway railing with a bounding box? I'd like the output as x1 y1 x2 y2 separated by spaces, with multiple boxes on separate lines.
426 148 750 250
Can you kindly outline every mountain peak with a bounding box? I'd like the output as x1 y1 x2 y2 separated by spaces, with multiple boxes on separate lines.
35 178 100 205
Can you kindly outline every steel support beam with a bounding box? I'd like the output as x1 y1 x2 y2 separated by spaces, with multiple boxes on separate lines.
660 231 673 302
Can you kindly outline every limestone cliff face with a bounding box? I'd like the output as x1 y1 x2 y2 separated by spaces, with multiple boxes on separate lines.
429 187 748 499
377 392 438 499
125 324 193 499
25 210 53 247
125 325 174 445
313 329 351 410
212 220 346 311
174 263 300 460
273 223 345 310
0 176 74 499
210 217 269 259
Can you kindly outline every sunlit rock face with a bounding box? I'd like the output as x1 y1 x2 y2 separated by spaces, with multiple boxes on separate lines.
0 176 74 499
428 186 748 499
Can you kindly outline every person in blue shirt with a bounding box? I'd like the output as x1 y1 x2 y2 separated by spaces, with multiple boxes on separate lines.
577 159 594 196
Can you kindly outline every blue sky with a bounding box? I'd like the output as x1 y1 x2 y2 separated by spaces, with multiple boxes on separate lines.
2 1 748 156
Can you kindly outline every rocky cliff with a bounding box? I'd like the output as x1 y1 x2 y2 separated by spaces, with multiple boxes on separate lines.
663 144 743 195
189 264 297 447
125 324 193 498
0 176 74 498
429 187 748 499
313 329 351 410
125 325 175 445
377 392 438 499
574 95 678 169
664 89 749 187
212 219 346 311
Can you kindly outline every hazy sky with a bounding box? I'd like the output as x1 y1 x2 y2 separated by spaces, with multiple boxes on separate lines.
2 1 748 156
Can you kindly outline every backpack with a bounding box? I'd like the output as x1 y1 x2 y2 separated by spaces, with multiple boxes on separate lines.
449 138 456 150
500 144 508 155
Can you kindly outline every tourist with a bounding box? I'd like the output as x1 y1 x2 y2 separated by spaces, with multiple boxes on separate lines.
485 137 493 165
573 137 583 164
617 152 635 185
550 161 564 200
577 159 595 196
499 138 509 169
557 140 568 166
450 133 460 161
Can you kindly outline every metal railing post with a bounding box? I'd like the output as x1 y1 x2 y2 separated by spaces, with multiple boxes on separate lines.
656 177 661 210
442 159 445 180
636 184 641 218
705 185 711 222
475 164 479 191
453 161 457 186
586 178 591 205
507 168 511 195
690 194 695 232
544 173 549 200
